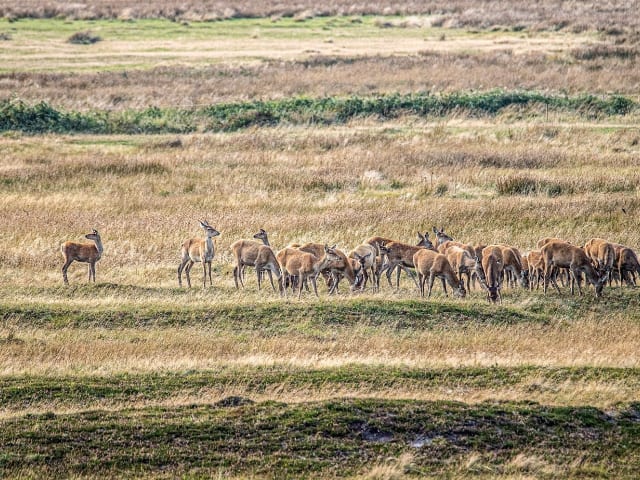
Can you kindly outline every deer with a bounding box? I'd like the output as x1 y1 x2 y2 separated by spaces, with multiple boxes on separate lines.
612 244 640 287
444 245 476 292
584 238 616 284
413 249 466 298
349 244 378 291
379 232 436 289
536 237 568 249
478 245 504 303
541 240 607 297
254 244 284 295
279 245 341 298
432 226 454 246
61 229 103 285
177 220 220 288
231 228 271 289
498 245 526 288
323 247 359 294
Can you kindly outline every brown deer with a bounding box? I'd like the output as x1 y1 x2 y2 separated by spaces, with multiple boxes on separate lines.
231 228 271 289
324 247 359 294
432 226 454 246
541 241 606 297
414 249 465 298
279 245 341 298
61 229 103 285
254 244 284 295
536 237 568 249
584 238 616 282
499 245 526 288
444 245 476 292
615 245 640 287
177 220 220 288
478 245 504 303
349 244 378 291
379 232 435 289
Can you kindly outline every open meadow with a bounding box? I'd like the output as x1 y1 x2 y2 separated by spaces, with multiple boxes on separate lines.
1 2 640 478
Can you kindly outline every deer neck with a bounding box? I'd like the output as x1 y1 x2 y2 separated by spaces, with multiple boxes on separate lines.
92 237 104 258
313 254 331 274
204 235 214 257
342 260 356 284
261 235 270 247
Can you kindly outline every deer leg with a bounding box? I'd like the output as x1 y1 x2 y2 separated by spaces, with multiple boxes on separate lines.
267 270 275 291
185 261 194 288
427 272 436 298
233 265 240 289
401 266 419 289
311 275 319 298
440 276 448 296
90 262 96 282
62 258 73 285
298 273 304 299
177 259 188 287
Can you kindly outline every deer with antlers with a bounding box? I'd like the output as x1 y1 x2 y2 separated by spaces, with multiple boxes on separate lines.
61 229 103 285
177 220 220 288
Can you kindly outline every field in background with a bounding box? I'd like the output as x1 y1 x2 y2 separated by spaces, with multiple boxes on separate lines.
1 5 640 478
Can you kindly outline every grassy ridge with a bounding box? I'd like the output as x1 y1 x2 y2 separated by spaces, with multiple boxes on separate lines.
1 366 638 410
1 398 639 478
1 91 635 134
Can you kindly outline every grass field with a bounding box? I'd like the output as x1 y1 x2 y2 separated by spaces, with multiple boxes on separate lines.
1 4 640 478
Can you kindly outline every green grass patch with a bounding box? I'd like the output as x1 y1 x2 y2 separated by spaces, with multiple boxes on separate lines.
0 91 635 134
1 366 638 411
1 398 639 478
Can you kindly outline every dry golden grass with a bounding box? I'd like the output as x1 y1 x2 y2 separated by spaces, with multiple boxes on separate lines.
1 121 638 286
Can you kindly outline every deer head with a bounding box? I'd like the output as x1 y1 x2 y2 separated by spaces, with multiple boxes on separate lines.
417 232 435 250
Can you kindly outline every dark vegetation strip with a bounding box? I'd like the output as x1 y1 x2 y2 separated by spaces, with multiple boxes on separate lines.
0 296 540 330
0 91 635 134
1 398 639 478
1 366 638 410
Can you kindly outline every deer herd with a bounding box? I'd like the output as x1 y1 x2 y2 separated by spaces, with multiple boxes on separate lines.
60 223 640 302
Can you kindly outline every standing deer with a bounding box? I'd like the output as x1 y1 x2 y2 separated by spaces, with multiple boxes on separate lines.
254 244 284 294
379 232 435 289
541 241 606 297
279 245 341 298
349 244 378 291
413 249 465 298
177 220 220 288
231 228 271 289
61 229 103 285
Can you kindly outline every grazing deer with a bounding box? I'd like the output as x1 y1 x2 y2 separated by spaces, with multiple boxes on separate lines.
379 232 435 289
414 249 465 298
432 226 454 246
499 245 526 288
349 244 378 291
584 238 616 283
444 245 476 292
615 245 640 287
231 228 271 289
479 245 504 303
177 220 220 288
280 245 341 298
61 229 103 285
541 241 606 297
324 247 359 294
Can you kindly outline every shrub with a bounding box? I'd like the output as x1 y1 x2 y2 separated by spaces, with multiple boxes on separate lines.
67 31 101 45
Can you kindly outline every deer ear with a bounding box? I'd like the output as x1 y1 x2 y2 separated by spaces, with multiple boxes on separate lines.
324 244 329 252
417 232 424 240
432 226 438 234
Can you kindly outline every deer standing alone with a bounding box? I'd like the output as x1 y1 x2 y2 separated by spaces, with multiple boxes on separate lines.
177 220 220 288
61 229 103 285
